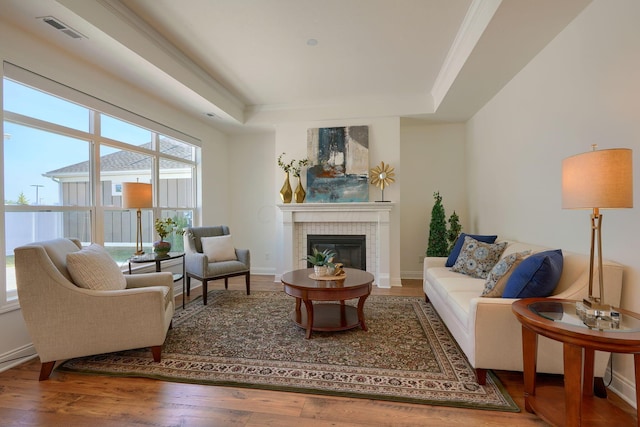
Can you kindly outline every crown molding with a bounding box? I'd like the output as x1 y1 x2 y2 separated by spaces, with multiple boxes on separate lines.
245 92 434 125
57 0 245 123
430 0 502 111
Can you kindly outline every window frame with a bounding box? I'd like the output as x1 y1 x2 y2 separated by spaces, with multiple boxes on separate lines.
1 63 200 309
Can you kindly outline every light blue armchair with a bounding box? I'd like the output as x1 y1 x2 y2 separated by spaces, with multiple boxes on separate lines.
183 226 250 305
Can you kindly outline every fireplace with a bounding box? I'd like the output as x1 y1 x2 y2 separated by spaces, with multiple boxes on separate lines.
277 202 394 287
307 235 366 270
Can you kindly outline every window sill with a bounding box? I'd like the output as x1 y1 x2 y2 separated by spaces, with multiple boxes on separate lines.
0 300 21 315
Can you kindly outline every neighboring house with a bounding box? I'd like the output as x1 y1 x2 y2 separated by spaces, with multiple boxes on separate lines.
42 139 194 243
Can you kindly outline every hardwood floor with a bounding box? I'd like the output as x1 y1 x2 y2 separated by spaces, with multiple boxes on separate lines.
0 276 635 426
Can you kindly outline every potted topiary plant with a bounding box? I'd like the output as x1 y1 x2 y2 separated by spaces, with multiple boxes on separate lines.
426 191 448 257
447 210 462 253
305 247 336 277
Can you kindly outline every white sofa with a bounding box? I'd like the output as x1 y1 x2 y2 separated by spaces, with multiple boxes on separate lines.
423 240 624 385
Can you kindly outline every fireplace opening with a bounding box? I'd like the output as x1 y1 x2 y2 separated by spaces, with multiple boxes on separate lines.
307 234 366 271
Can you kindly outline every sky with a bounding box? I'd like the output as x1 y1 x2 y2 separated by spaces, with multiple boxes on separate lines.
3 79 152 205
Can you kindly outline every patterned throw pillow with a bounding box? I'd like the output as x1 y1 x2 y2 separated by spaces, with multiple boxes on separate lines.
67 243 127 291
445 233 498 267
450 236 507 279
482 251 531 297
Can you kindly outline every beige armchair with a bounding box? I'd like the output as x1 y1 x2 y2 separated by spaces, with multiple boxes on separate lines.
14 238 174 380
184 226 250 305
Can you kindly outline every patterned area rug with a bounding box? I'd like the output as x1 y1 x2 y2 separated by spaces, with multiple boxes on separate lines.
60 291 518 412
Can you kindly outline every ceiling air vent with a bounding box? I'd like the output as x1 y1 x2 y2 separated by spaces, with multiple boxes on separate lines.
40 16 86 39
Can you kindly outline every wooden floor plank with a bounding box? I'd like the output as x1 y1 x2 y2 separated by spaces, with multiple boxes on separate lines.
299 395 547 427
0 276 635 426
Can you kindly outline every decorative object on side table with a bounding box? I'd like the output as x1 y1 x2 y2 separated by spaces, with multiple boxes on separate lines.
369 161 395 202
305 247 336 277
122 182 153 255
562 145 633 313
154 217 185 256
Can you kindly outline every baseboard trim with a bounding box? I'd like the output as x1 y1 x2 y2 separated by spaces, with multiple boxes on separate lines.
401 270 423 280
249 268 276 275
0 343 38 373
607 364 638 409
390 276 402 287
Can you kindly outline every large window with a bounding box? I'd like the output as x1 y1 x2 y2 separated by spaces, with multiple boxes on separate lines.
2 66 200 307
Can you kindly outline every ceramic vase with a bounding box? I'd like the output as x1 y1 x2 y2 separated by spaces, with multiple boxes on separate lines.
153 240 171 256
280 172 292 203
313 265 328 277
294 176 306 203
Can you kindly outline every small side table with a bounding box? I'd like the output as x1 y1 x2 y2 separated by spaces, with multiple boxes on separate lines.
512 298 640 427
128 252 186 309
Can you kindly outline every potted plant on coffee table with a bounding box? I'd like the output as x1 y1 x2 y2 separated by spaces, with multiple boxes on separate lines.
305 248 336 277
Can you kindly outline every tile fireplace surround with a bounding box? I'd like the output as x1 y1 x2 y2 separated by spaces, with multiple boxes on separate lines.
277 203 394 287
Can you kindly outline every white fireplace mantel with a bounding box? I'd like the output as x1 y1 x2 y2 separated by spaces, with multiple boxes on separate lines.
277 203 394 287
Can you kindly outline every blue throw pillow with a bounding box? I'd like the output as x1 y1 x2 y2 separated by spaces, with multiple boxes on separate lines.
445 233 498 267
502 249 563 298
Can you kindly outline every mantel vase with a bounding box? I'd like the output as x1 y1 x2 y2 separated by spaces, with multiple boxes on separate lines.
280 172 293 203
294 176 306 203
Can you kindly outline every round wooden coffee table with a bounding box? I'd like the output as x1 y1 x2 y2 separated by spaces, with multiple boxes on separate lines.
281 268 374 339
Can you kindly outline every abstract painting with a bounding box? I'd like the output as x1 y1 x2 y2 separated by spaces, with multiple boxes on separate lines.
306 126 369 202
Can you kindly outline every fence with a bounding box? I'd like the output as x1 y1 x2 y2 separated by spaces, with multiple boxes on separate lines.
5 211 187 255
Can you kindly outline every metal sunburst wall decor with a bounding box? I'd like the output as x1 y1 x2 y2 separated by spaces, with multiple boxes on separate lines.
370 161 395 202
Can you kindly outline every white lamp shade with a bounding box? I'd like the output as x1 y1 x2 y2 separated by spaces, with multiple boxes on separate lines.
122 182 153 209
562 148 633 209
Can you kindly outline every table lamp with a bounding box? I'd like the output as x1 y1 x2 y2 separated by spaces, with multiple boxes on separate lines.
122 182 153 255
562 146 633 312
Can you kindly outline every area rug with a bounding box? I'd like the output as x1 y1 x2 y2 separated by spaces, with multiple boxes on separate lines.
60 291 519 412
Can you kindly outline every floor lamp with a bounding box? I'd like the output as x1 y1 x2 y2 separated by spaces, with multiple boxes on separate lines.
562 146 633 312
122 182 153 256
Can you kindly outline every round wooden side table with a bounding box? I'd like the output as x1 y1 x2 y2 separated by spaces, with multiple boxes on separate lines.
512 298 640 426
129 252 185 308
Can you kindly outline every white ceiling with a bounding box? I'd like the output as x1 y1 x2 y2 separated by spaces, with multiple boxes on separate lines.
2 0 591 134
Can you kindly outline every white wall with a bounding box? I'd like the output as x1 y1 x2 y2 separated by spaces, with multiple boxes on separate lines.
466 0 640 405
227 131 277 275
400 120 467 278
274 118 402 285
0 19 228 370
199 137 230 227
226 119 470 282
